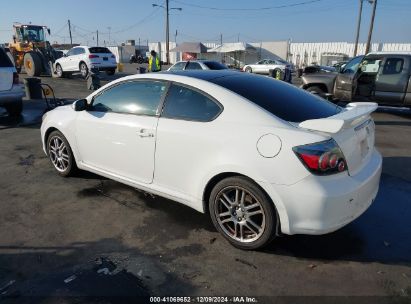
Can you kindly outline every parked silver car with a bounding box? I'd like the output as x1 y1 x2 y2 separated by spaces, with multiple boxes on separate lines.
243 58 293 74
168 60 228 71
0 47 25 116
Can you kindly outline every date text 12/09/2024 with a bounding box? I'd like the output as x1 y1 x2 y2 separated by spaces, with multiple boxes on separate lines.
150 296 258 303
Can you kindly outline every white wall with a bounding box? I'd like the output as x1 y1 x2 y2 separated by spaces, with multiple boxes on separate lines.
289 42 411 67
148 42 178 63
110 41 411 67
108 45 136 63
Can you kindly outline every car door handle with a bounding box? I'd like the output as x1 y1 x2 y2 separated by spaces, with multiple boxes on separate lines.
139 129 154 138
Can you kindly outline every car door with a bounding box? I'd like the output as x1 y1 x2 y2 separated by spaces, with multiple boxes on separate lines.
334 55 363 101
154 83 223 196
70 47 84 71
254 60 266 73
374 56 410 105
75 80 168 184
74 47 86 71
0 48 14 92
266 60 278 74
60 48 74 71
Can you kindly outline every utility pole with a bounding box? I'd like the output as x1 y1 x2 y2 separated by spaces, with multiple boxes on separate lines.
96 30 99 46
365 0 377 54
138 37 141 52
153 2 181 64
353 0 363 56
68 19 73 47
220 33 223 63
175 29 177 44
165 0 170 64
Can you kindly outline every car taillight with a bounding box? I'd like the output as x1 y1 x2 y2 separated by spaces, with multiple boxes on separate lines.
13 72 19 84
293 139 347 175
89 54 99 59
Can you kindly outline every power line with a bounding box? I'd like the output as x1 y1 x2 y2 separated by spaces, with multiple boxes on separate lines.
50 23 68 36
173 0 323 11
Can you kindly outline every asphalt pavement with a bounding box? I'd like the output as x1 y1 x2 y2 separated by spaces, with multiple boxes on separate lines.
0 65 410 303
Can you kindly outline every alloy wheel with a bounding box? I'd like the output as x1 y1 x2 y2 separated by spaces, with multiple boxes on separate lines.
48 136 70 172
215 186 266 243
56 65 63 77
80 64 88 77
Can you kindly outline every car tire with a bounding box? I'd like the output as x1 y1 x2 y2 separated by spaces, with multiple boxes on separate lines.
245 67 252 73
105 69 115 76
307 86 326 96
5 99 23 117
209 176 278 250
80 62 89 78
47 130 77 177
55 64 64 78
24 51 42 77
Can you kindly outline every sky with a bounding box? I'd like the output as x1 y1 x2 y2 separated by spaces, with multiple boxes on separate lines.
0 0 410 46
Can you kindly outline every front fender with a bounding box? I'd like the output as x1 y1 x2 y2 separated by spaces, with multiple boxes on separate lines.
40 106 79 162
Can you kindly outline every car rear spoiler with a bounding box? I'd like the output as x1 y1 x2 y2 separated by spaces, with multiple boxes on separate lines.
298 102 378 134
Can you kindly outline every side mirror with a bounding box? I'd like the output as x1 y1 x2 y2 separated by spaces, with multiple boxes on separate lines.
63 53 67 57
47 28 51 35
72 99 87 111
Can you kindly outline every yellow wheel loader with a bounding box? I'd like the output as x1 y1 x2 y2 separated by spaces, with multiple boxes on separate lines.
9 23 60 76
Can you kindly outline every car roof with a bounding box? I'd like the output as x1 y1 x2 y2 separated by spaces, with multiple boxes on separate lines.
162 70 240 80
174 60 217 63
367 51 411 56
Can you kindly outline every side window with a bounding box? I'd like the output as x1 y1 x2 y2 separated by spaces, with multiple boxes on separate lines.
185 62 202 70
382 58 404 75
91 80 167 115
73 48 83 55
360 58 382 73
162 84 222 122
66 49 74 56
169 62 186 71
77 48 86 55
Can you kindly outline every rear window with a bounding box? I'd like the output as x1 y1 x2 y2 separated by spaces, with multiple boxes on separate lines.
203 61 228 70
0 48 14 68
210 74 341 123
88 47 111 54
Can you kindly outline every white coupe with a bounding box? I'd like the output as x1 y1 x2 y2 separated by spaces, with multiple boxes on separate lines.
41 70 382 249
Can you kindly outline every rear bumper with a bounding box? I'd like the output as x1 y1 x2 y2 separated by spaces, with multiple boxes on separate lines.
0 85 25 106
270 149 382 235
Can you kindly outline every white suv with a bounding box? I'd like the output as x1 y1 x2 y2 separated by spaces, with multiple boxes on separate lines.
54 46 117 78
0 47 25 116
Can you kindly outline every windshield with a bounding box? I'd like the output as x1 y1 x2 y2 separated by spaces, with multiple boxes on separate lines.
18 26 45 42
210 73 341 123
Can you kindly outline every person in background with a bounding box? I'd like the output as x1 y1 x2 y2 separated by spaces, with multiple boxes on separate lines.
148 50 161 72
